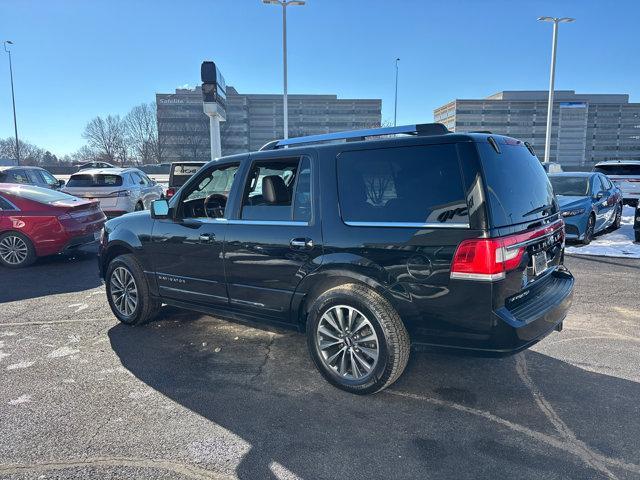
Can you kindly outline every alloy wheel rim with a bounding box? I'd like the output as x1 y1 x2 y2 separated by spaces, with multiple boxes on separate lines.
110 267 138 317
0 235 28 265
316 305 379 380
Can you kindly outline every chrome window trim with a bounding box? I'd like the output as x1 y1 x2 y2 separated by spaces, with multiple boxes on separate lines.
190 218 310 227
344 221 470 229
0 194 20 211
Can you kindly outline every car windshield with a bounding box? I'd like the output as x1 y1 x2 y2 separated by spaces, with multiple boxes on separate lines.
3 185 76 204
66 174 123 187
549 176 590 196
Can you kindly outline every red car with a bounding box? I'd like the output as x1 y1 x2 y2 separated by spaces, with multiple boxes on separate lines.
0 184 106 268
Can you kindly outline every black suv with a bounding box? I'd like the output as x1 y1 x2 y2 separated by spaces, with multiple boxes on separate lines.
99 124 574 394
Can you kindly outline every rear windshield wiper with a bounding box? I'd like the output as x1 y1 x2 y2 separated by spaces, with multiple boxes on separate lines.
523 204 553 217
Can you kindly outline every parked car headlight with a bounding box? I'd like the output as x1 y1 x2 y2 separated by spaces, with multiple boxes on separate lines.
561 208 586 217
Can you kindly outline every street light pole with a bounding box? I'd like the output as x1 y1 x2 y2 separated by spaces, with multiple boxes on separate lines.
263 0 305 140
538 17 575 163
3 41 19 166
394 58 400 127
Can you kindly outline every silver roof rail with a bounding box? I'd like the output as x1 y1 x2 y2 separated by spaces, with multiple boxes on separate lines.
259 123 449 151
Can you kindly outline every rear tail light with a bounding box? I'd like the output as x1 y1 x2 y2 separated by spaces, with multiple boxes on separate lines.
451 220 564 282
110 190 131 197
166 187 176 199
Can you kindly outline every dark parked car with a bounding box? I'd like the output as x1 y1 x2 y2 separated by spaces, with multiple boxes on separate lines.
549 172 623 244
166 161 206 199
0 166 65 190
99 124 573 394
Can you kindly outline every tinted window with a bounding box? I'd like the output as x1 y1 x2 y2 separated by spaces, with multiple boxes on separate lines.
337 145 468 225
600 175 613 190
549 176 590 196
591 176 602 194
38 170 59 187
478 142 555 227
66 174 123 187
241 158 304 221
594 164 640 176
7 170 29 184
0 195 16 210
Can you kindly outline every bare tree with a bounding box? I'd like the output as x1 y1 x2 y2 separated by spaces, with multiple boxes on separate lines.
0 138 44 165
82 115 127 166
70 145 99 164
125 103 158 164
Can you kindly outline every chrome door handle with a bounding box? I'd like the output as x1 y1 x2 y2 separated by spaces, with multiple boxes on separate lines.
290 238 313 249
199 233 215 243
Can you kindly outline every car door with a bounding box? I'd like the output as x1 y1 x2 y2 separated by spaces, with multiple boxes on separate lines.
136 171 160 208
224 154 322 322
150 161 242 306
591 175 611 232
598 174 617 228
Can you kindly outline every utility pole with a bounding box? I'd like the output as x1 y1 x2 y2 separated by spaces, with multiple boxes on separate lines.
4 41 19 165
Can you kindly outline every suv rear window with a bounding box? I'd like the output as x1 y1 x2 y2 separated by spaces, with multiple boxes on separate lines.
478 142 555 228
593 164 640 176
337 144 468 225
66 174 123 187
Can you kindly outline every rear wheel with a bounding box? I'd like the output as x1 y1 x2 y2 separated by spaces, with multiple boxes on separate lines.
0 232 36 268
581 214 595 245
105 254 160 325
306 283 410 394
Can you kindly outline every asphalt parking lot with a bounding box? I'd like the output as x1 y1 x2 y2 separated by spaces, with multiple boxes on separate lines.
1 250 639 480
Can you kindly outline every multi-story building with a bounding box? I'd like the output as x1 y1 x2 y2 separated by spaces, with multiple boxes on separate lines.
434 91 640 169
157 86 382 162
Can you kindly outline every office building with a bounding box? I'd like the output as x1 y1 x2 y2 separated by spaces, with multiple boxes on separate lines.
157 87 382 161
434 90 640 169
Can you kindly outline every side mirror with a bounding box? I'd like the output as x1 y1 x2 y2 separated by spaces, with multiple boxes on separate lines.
57 179 66 188
151 199 171 219
595 192 604 200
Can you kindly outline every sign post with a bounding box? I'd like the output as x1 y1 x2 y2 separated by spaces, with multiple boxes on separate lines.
201 61 227 160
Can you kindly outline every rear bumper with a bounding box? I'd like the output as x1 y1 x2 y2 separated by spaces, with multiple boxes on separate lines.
410 268 574 355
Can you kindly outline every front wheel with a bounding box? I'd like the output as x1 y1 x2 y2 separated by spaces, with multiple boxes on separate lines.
610 203 622 231
105 254 160 325
581 214 595 245
306 284 410 395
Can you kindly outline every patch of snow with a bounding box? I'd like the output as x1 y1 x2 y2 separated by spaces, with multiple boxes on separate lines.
8 394 31 405
0 332 18 337
6 361 35 370
565 206 640 259
47 346 80 358
0 351 10 362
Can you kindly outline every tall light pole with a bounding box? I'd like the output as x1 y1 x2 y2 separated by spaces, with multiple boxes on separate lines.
3 40 19 165
263 0 305 140
394 58 400 127
538 16 575 163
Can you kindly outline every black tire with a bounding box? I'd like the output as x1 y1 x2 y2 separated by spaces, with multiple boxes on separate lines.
635 230 640 244
609 203 622 231
105 254 160 325
0 231 36 268
581 214 595 245
134 201 144 211
306 283 410 395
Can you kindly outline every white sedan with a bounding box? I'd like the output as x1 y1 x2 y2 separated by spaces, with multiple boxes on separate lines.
62 168 164 218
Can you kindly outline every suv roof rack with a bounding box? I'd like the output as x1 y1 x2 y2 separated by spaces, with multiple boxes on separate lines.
259 123 450 151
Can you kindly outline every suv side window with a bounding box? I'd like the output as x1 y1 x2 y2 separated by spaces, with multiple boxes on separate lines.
337 144 468 225
181 163 240 219
241 157 311 222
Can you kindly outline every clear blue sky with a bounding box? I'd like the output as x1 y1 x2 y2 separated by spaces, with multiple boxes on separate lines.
1 0 638 156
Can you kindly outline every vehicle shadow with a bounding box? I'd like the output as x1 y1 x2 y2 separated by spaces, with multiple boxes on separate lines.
0 247 101 303
108 310 640 480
